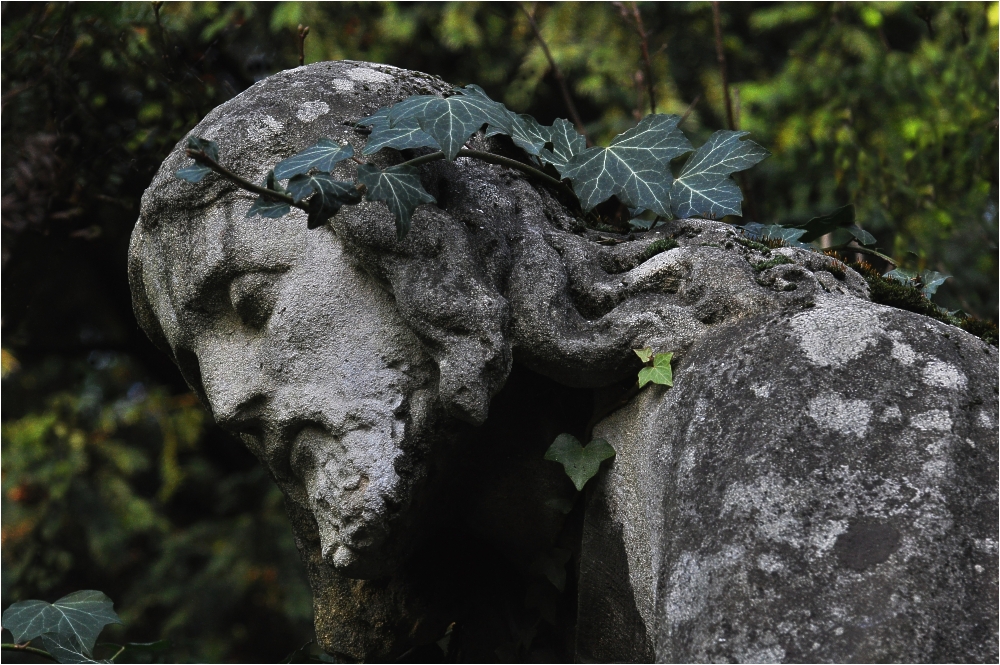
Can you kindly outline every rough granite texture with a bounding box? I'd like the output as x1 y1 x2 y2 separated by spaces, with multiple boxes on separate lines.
130 61 998 662
588 297 998 662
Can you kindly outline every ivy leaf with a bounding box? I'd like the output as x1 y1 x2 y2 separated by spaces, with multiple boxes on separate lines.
186 136 219 161
39 633 108 664
633 347 653 363
174 163 213 183
1 590 122 654
500 112 550 156
846 225 876 246
670 130 769 219
247 170 291 219
792 204 855 242
246 197 291 219
357 163 436 240
637 352 673 388
286 174 362 229
387 86 513 160
544 434 616 491
273 139 354 180
538 118 587 170
560 114 692 216
357 108 440 155
920 270 950 299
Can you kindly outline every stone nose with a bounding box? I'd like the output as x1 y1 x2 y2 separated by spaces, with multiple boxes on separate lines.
196 337 269 432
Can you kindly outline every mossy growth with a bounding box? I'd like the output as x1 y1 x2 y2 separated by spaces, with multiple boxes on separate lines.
735 236 771 253
752 255 794 272
642 237 679 261
843 257 998 347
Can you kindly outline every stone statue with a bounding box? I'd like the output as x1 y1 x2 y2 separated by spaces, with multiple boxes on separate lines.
129 61 997 662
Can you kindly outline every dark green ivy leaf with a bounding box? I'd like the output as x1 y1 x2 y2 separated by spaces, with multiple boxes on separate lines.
287 174 362 229
273 139 354 180
247 197 291 219
357 163 436 240
491 112 550 156
39 632 108 664
174 163 213 183
792 204 856 243
387 86 513 160
357 108 440 155
186 136 219 161
544 434 616 491
560 114 692 216
1 590 122 654
538 118 587 170
247 170 292 218
670 130 769 219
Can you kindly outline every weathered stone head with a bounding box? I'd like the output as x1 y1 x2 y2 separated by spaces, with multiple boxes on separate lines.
131 62 997 662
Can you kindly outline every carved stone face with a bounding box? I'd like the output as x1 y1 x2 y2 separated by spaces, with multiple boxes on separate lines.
137 202 442 578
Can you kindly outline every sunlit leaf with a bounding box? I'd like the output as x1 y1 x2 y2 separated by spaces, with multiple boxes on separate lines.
637 352 673 388
387 86 513 160
560 114 692 216
544 434 616 491
1 590 121 653
633 347 653 363
273 139 354 180
356 163 436 240
670 130 769 219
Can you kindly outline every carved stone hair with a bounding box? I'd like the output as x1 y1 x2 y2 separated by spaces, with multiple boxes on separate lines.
129 61 864 424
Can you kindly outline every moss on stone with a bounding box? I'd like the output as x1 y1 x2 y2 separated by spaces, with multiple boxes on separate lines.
642 237 678 261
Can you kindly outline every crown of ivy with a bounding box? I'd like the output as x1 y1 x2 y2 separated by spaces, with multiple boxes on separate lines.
174 84 769 240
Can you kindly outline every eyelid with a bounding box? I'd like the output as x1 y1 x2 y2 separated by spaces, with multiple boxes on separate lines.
229 270 286 330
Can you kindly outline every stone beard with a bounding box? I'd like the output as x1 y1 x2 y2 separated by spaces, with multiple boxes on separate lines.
131 61 998 662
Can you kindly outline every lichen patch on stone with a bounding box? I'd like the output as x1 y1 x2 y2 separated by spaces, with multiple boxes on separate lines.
790 303 881 368
296 101 330 122
921 360 967 391
910 409 953 432
807 393 872 437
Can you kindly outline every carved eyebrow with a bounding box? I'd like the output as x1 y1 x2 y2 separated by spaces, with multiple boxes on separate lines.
175 220 300 313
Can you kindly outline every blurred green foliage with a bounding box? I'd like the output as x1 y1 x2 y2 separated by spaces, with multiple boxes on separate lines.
2 2 996 662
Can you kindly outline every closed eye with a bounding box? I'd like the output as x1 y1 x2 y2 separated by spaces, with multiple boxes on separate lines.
229 271 284 330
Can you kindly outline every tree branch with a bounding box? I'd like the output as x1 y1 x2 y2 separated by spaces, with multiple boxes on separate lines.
616 2 657 114
711 1 736 131
2 644 59 662
518 3 590 144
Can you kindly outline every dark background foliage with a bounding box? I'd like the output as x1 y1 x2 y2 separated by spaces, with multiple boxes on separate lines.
2 2 996 662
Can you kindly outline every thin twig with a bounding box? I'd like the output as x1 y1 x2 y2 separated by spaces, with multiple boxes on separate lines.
678 94 701 127
826 243 897 266
616 2 657 113
518 3 590 144
2 644 59 662
187 149 306 208
150 1 173 78
712 1 736 131
297 24 310 67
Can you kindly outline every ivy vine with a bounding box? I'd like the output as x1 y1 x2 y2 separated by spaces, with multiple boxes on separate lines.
174 84 768 241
